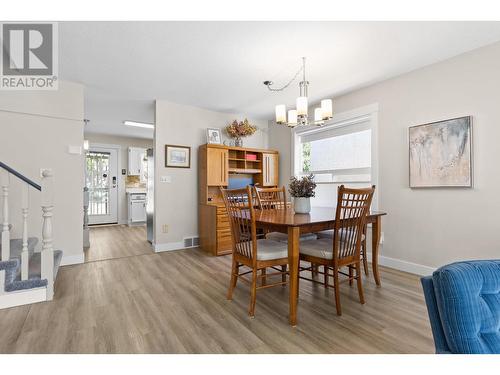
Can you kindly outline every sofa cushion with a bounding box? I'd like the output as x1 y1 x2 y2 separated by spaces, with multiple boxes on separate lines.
432 260 500 354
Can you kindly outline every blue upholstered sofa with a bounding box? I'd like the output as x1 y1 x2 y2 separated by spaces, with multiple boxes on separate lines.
421 260 500 354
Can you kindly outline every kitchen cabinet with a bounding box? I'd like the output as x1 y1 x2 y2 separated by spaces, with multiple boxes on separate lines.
262 153 279 186
128 193 146 224
128 147 146 176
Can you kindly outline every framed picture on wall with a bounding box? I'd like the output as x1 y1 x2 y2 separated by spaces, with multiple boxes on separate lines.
206 128 222 144
165 144 191 168
409 116 472 188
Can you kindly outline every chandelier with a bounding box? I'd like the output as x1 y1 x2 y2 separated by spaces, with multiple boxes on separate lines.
264 57 333 128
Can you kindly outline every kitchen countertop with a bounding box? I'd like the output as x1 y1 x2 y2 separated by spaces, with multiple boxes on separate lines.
126 188 147 194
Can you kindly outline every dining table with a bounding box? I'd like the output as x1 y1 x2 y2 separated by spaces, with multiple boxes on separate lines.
253 207 387 326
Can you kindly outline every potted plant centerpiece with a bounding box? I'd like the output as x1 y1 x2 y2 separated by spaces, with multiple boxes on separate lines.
289 174 317 214
225 118 257 147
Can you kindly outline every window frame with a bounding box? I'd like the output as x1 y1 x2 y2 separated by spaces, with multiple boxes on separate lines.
291 103 379 209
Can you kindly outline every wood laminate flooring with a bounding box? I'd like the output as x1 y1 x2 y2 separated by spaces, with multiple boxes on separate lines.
0 225 434 353
85 225 153 262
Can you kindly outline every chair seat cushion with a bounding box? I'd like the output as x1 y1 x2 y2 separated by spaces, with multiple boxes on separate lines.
256 239 289 261
316 229 366 242
432 260 500 354
265 232 318 243
299 238 334 259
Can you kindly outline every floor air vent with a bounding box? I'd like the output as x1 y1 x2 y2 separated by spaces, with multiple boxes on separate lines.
183 237 200 248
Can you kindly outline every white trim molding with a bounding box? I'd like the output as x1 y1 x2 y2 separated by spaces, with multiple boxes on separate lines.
154 241 185 252
367 252 436 276
0 287 47 309
60 253 85 266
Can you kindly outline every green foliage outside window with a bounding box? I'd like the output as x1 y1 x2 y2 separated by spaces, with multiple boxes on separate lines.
302 142 311 172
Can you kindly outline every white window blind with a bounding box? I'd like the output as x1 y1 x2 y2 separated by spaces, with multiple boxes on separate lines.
295 117 376 209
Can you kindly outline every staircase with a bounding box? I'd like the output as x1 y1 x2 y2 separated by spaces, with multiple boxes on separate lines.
0 162 62 309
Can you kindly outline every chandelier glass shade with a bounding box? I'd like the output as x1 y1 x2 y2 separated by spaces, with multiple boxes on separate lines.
264 57 333 128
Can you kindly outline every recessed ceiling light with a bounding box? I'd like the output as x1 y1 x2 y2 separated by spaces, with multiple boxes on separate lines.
123 120 154 129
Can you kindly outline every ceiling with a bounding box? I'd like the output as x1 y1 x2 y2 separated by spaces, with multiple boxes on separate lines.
59 21 500 137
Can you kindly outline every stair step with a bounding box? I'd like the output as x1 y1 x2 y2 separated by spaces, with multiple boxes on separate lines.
3 250 63 293
0 259 20 286
5 237 39 261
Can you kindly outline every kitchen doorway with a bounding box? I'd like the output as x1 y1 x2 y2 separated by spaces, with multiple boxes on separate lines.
85 146 119 225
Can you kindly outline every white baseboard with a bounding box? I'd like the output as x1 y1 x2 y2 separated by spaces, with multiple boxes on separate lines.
60 253 84 266
367 251 436 276
154 241 186 252
0 287 47 309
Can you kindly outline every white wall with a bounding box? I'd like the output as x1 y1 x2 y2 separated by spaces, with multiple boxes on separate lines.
268 119 292 193
154 100 268 249
269 41 500 274
0 81 85 265
84 133 153 224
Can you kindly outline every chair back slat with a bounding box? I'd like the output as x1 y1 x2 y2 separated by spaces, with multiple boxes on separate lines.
333 185 375 261
254 186 287 210
220 187 257 260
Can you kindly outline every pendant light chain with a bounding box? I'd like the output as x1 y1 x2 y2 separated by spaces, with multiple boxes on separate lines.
264 57 333 128
264 64 304 92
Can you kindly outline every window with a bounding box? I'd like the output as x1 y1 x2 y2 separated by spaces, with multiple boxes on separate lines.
85 151 111 215
294 109 377 209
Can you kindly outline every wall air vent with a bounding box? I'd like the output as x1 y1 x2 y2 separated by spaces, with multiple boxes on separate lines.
183 237 200 248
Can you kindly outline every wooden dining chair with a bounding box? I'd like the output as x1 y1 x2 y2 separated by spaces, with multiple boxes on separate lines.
254 185 317 243
254 185 287 210
316 223 370 276
254 186 289 284
221 186 290 317
254 186 288 243
254 185 320 284
299 185 375 316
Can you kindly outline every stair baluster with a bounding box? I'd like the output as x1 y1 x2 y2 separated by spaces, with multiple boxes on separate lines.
41 169 55 300
1 170 10 261
21 184 29 280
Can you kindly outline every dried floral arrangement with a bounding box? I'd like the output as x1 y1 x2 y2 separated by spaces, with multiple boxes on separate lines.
225 118 258 139
288 174 317 198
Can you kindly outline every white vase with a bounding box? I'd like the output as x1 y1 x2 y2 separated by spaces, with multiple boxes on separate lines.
294 197 311 214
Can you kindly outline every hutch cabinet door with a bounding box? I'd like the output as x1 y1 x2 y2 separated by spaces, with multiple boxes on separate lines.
262 153 278 186
207 148 228 186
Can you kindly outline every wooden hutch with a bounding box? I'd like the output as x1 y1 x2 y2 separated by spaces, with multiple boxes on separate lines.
198 144 279 255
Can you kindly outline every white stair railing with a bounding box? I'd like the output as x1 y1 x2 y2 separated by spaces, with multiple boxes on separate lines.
1 162 55 301
1 169 9 262
40 169 54 300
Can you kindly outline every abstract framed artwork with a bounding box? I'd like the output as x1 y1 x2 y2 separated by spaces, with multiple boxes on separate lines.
409 116 472 188
165 144 191 168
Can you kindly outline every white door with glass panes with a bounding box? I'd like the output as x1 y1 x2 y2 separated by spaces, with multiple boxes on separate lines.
294 111 377 209
85 147 118 224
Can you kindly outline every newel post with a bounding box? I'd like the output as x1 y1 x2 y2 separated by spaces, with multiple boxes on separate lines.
83 187 90 248
41 169 54 300
21 184 30 280
1 169 10 261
